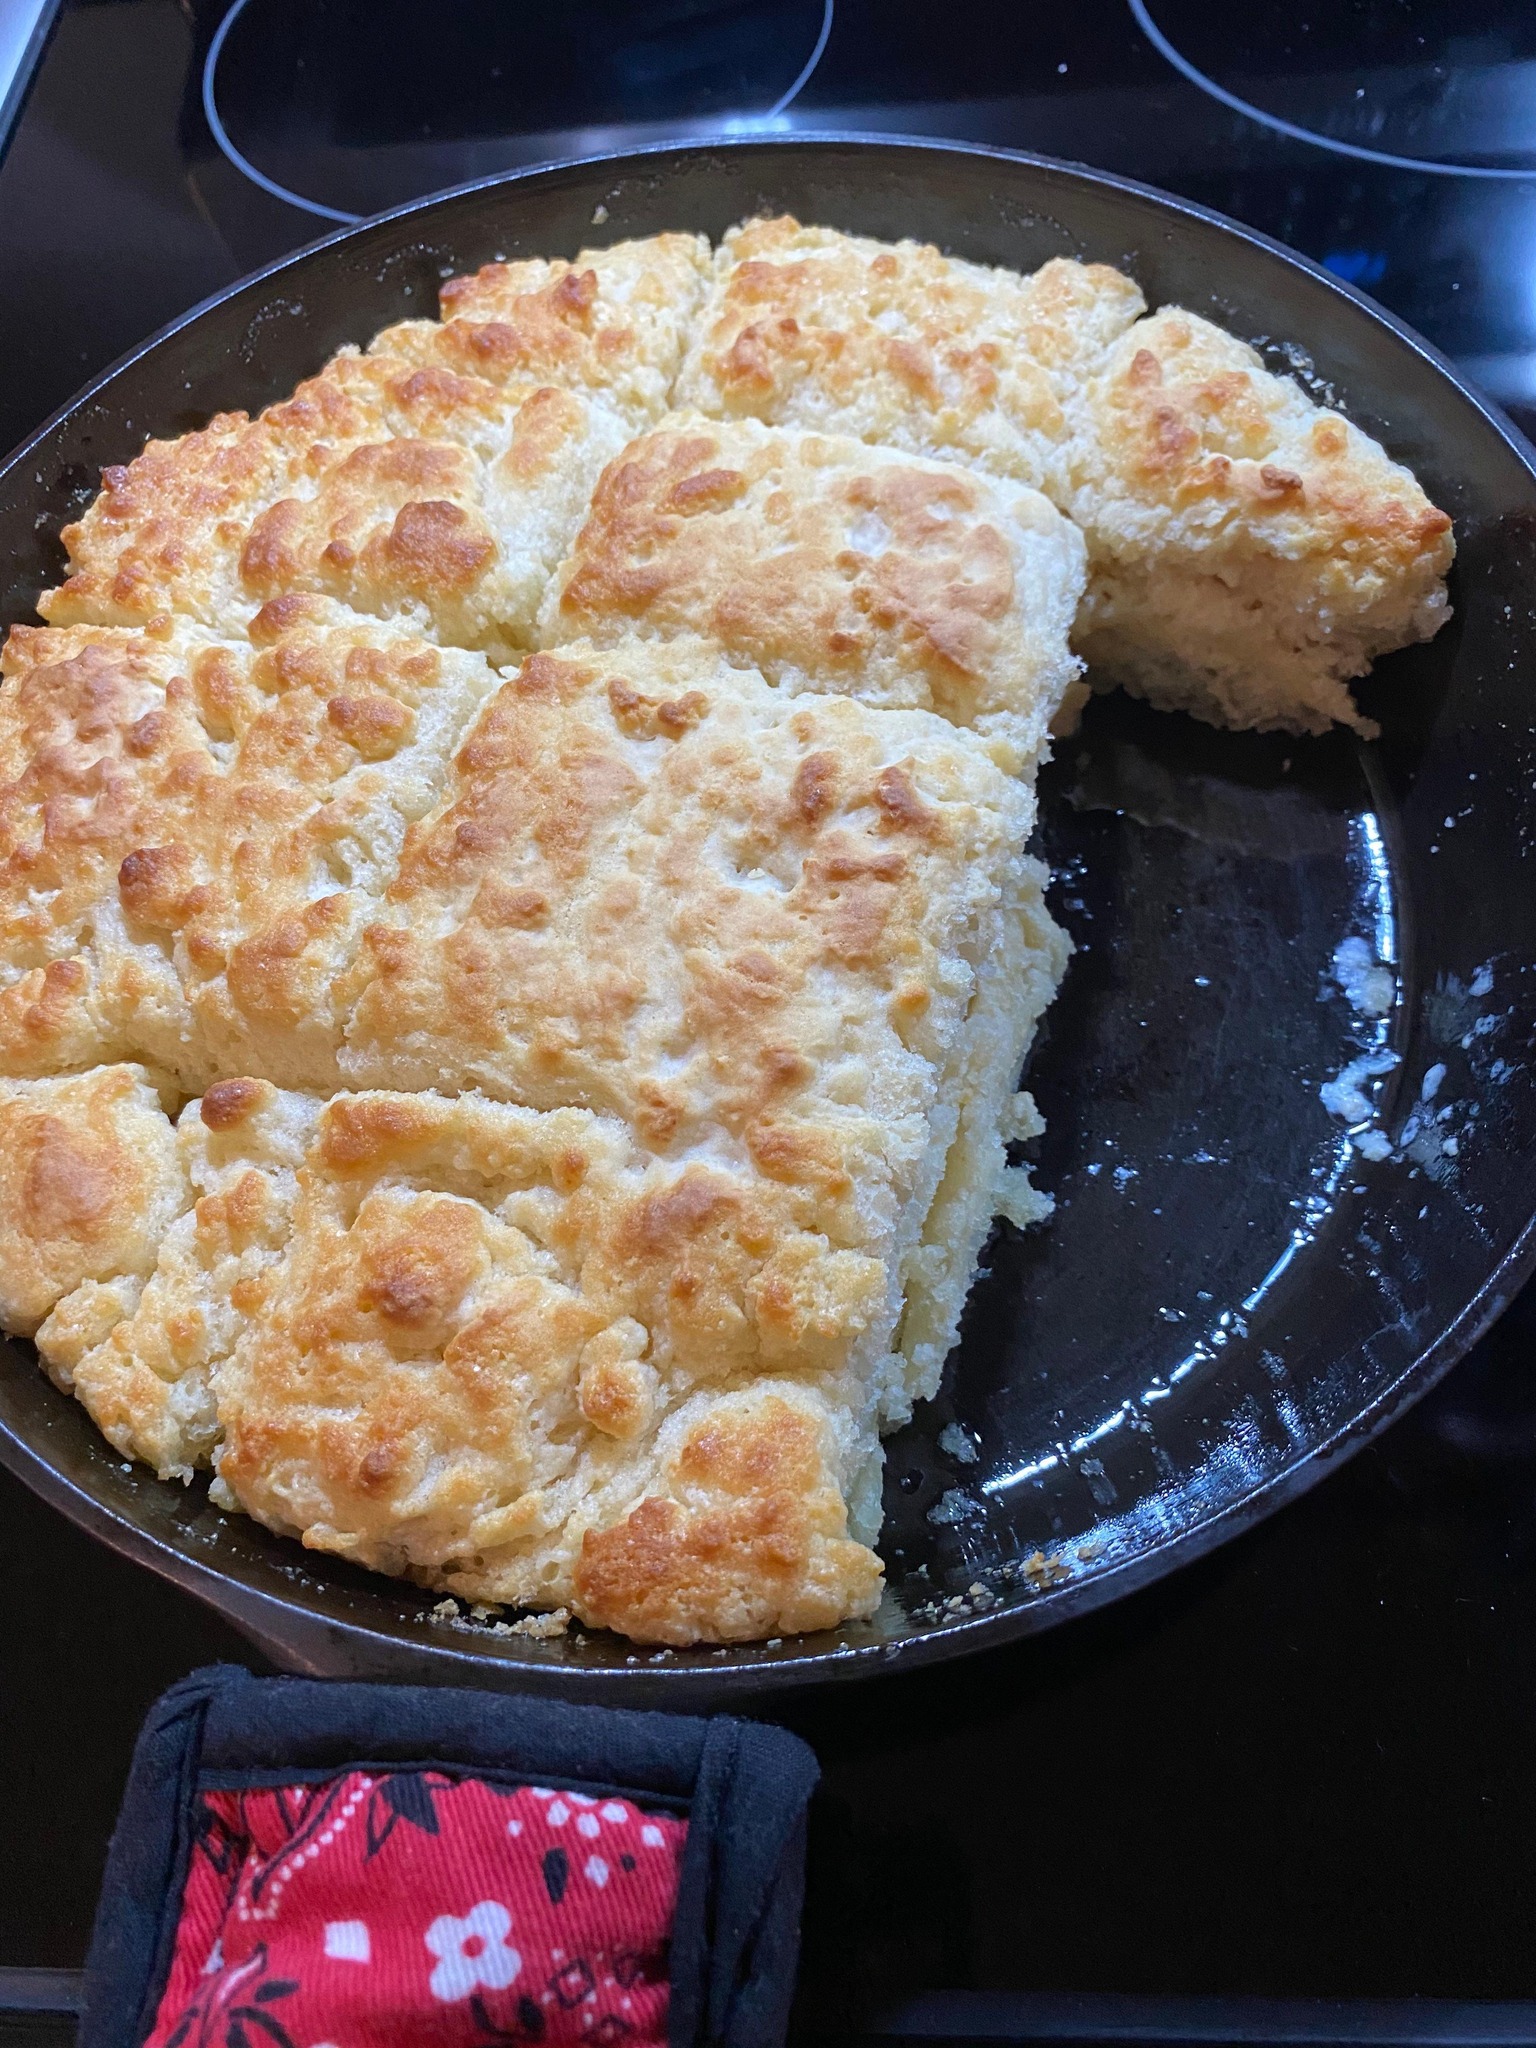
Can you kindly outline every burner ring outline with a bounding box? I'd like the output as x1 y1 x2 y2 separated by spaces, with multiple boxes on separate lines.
202 0 357 222
1129 0 1536 181
201 0 836 226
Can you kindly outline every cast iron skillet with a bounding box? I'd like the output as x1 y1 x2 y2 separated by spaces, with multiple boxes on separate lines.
0 138 1533 1706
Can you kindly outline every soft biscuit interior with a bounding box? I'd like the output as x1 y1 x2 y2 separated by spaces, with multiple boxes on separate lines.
0 218 1453 1646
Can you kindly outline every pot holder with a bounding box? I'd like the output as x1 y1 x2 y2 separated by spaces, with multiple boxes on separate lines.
79 1664 817 2048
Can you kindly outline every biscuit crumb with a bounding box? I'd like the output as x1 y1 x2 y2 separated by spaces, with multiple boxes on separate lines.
502 1607 571 1640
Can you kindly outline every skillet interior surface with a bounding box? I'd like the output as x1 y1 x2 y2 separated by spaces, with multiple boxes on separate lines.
0 138 1534 1705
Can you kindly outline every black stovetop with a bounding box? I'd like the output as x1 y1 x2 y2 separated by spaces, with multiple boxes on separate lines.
4 2 1536 2037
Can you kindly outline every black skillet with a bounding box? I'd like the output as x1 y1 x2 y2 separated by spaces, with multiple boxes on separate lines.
0 137 1533 1705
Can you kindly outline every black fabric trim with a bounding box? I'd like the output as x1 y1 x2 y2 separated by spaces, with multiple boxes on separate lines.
80 1674 213 2048
669 1720 819 2048
197 1667 710 1795
79 1662 818 2048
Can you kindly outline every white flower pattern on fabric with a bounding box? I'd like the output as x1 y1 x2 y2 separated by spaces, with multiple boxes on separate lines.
323 1920 370 1964
424 1901 522 2003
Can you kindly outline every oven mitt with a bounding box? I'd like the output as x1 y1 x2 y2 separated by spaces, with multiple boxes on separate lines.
79 1663 818 2048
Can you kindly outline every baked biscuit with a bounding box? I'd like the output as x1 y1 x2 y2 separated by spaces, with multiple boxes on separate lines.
0 1063 185 1337
539 414 1086 770
0 1062 888 1637
339 637 1065 1444
162 607 499 1088
0 607 498 1088
0 622 224 1079
675 214 1143 497
4 1073 889 1640
0 221 1457 1648
210 1089 886 1642
0 627 1061 1641
45 237 709 654
679 217 1454 732
379 230 712 429
1068 307 1456 734
42 350 630 657
340 636 1046 1131
38 1078 320 1482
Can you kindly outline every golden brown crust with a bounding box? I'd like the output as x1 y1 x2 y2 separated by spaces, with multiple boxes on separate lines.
47 235 705 651
2 616 1044 1624
0 613 497 1088
540 414 1084 764
208 1091 885 1633
1069 308 1456 731
0 1064 184 1335
675 216 1145 492
200 1076 270 1131
40 1080 320 1480
573 1391 883 1644
0 626 223 1078
339 638 1034 1158
677 218 1453 732
415 232 711 425
42 350 631 653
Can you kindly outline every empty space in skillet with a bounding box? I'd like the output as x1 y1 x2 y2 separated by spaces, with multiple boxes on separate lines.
0 139 1533 1702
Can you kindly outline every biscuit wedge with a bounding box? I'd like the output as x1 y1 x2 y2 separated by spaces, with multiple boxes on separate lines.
1066 307 1455 734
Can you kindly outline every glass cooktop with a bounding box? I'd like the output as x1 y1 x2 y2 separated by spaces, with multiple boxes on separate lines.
189 0 1536 422
2 0 1535 446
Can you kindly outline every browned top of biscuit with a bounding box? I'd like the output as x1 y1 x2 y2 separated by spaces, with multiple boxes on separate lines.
0 1064 185 1334
41 351 630 654
541 413 1085 765
0 613 496 1086
675 214 1146 491
211 1087 886 1640
340 637 1034 1159
1077 307 1455 578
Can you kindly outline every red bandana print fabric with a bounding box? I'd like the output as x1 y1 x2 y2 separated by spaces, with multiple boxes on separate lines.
142 1772 686 2046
